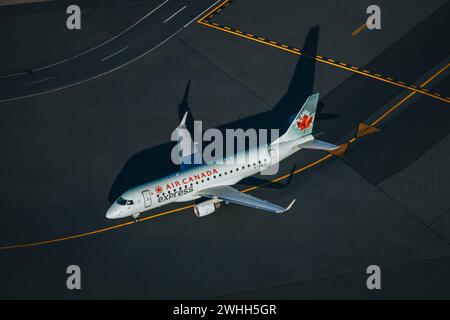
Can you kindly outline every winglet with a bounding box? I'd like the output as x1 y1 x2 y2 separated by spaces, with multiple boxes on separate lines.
282 199 296 212
286 199 296 210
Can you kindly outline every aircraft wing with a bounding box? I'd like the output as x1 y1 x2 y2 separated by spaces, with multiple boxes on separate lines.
197 186 296 213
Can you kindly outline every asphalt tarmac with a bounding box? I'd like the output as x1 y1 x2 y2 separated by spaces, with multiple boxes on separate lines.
0 0 449 298
0 0 220 101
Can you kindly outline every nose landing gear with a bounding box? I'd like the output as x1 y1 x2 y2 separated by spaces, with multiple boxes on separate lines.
132 213 140 223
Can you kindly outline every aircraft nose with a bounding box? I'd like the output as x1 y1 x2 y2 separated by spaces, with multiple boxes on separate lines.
106 205 119 219
105 208 114 219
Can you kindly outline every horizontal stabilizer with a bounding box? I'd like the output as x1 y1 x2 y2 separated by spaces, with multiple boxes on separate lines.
299 139 339 151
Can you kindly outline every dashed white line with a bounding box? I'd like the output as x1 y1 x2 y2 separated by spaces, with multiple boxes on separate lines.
0 0 170 77
164 5 187 23
0 29 183 103
118 0 169 33
0 71 27 80
25 76 54 85
101 46 129 61
0 1 224 103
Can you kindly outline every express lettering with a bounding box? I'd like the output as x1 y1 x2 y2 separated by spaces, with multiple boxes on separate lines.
158 187 194 203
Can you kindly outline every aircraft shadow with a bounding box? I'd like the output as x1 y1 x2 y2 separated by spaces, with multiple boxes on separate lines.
108 25 338 202
239 164 297 189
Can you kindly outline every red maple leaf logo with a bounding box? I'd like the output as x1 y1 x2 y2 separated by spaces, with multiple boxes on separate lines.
155 186 163 193
296 113 313 131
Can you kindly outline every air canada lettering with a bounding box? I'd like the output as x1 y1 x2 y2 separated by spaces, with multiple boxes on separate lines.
157 168 219 203
165 168 219 190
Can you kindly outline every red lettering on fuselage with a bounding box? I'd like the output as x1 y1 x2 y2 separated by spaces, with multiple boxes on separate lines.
163 168 220 191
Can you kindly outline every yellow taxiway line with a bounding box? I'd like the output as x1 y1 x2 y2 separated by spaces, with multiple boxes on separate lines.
371 63 449 126
351 22 367 37
1 61 446 251
0 4 448 252
196 2 449 104
197 0 230 23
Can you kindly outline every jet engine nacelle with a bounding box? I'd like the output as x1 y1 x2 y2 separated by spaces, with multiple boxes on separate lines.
193 199 222 217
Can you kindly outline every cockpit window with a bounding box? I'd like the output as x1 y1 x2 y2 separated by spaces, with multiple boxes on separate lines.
116 197 134 206
116 197 127 205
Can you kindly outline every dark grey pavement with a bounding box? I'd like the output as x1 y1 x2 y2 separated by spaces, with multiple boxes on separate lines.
0 0 449 299
0 0 220 101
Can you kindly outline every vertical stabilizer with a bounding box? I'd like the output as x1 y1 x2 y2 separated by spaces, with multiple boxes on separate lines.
273 93 319 144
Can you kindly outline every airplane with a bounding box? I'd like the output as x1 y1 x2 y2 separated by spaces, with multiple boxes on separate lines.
106 93 339 221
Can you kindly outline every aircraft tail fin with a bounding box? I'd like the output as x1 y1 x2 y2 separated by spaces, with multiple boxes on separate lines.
273 93 319 144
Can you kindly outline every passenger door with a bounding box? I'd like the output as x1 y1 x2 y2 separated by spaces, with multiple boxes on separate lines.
142 190 152 208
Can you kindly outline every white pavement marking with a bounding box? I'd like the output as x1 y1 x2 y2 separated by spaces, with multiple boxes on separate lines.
0 0 169 77
164 5 187 23
101 47 129 61
24 76 54 85
184 0 223 28
0 1 224 103
0 71 27 79
0 30 182 103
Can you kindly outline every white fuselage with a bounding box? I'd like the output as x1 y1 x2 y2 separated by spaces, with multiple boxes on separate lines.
106 135 312 219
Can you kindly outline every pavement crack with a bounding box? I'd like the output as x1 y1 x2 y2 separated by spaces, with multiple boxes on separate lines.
206 253 450 299
340 158 450 247
429 208 450 228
